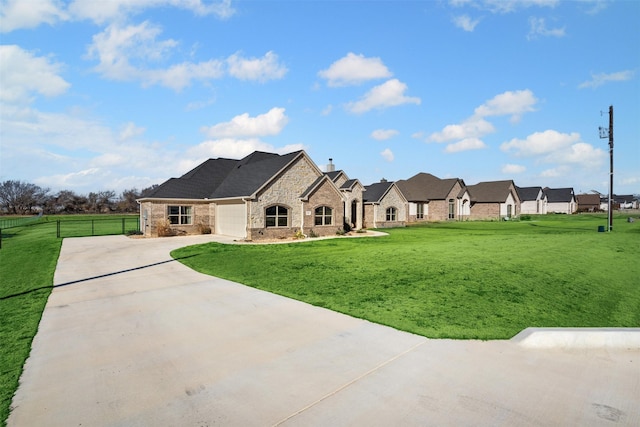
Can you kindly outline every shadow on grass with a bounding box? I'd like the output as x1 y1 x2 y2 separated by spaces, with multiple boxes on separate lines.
0 255 198 301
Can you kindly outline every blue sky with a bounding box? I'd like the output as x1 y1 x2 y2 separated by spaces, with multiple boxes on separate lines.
1 0 638 196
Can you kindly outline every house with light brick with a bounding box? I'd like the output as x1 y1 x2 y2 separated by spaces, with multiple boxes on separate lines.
138 150 349 240
467 180 521 220
396 173 470 222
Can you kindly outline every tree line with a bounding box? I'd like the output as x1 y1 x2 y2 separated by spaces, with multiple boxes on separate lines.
0 180 158 215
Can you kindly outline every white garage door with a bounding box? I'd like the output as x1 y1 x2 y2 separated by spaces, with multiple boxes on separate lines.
216 203 246 238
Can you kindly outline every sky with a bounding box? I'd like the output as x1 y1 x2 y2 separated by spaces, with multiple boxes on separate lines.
1 0 639 196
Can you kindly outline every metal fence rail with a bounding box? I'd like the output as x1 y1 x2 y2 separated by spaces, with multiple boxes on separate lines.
0 214 42 229
56 217 140 238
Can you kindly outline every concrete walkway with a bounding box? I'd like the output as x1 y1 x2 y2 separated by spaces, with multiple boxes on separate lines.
8 235 640 426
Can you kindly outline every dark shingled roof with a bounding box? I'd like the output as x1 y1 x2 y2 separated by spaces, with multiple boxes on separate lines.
324 170 343 182
363 181 394 203
341 178 359 191
145 151 304 200
396 173 464 201
544 187 575 203
468 180 516 203
516 186 543 202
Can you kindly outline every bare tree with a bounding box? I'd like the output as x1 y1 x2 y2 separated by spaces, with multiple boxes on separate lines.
0 180 49 214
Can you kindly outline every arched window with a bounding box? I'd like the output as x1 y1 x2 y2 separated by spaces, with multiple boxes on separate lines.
314 206 333 226
266 205 288 227
386 207 397 221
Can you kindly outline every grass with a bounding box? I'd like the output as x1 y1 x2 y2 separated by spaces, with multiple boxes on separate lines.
173 214 640 340
0 215 137 427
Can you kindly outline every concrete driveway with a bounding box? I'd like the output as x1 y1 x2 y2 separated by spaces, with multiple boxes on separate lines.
8 234 639 426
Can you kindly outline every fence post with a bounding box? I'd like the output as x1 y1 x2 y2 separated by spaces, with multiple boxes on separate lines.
122 217 125 234
0 228 2 249
57 220 60 238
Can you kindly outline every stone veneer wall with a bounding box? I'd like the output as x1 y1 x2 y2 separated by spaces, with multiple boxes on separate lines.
301 179 344 237
246 156 322 240
364 185 407 228
140 200 211 236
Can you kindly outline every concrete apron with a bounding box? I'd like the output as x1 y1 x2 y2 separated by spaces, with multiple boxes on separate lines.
8 235 639 427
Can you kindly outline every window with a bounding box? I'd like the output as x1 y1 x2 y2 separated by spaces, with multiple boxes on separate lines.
168 205 192 225
448 199 455 220
266 205 288 227
314 206 333 226
386 207 397 221
416 203 424 219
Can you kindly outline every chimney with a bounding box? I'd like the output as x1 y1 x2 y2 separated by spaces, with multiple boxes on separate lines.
326 158 335 172
380 178 387 183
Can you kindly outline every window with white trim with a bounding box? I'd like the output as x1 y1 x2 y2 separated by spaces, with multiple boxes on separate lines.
416 203 424 219
314 206 333 226
266 205 289 227
168 205 192 225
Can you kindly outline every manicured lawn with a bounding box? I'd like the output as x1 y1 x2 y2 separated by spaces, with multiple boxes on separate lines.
0 215 137 427
173 214 640 340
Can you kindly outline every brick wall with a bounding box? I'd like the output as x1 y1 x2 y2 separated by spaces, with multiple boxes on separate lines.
140 200 211 236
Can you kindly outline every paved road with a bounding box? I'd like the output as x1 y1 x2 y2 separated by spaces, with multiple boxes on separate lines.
8 235 640 426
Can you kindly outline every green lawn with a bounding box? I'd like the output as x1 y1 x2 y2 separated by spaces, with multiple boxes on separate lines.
0 215 137 427
173 214 640 340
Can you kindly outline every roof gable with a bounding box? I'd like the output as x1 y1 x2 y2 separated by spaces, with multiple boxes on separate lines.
468 180 519 203
396 172 464 201
544 187 575 203
516 186 543 202
363 181 395 203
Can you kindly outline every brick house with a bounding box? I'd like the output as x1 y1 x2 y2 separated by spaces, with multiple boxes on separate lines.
138 150 346 240
363 179 408 228
576 193 601 212
467 180 521 220
396 173 470 221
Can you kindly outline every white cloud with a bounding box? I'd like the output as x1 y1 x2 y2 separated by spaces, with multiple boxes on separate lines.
346 79 421 114
473 89 538 122
87 23 286 90
452 15 480 31
380 148 394 162
68 0 235 25
201 107 289 138
527 17 565 40
118 122 146 141
318 52 392 87
500 130 580 156
1 0 235 33
0 45 71 104
227 51 288 82
502 163 526 174
430 118 495 143
451 0 560 14
445 138 487 153
0 0 68 33
501 130 606 177
578 70 635 89
371 129 399 141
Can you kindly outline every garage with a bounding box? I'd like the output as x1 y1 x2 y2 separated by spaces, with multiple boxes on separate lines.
215 203 247 238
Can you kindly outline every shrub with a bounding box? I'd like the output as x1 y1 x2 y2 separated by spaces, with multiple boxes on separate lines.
308 229 319 238
293 230 306 239
336 228 346 236
156 219 174 237
197 223 212 234
520 215 532 221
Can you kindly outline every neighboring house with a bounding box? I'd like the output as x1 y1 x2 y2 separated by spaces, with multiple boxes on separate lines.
138 150 345 240
467 180 521 220
517 186 547 215
396 173 469 221
323 160 365 230
614 194 638 209
544 187 576 214
363 179 408 228
576 193 601 212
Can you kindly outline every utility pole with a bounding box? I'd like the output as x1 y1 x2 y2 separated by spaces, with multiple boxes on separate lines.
599 105 614 231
